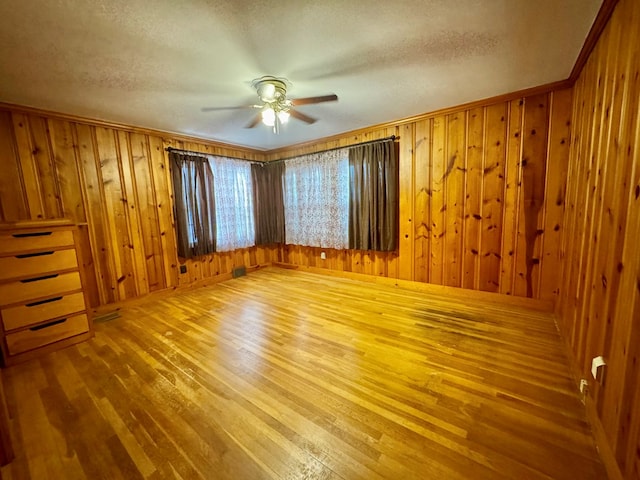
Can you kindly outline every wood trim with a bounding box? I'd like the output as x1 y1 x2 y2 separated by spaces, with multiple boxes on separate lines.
0 77 571 163
569 0 620 82
90 263 271 317
0 1 617 164
265 79 572 159
0 102 265 160
0 369 14 466
272 262 555 312
557 324 624 480
584 395 625 480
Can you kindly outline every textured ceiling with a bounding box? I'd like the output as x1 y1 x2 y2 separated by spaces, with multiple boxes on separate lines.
0 0 602 151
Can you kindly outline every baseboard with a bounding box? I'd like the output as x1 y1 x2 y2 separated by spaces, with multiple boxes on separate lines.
272 262 555 312
91 263 271 317
555 317 624 480
584 395 624 480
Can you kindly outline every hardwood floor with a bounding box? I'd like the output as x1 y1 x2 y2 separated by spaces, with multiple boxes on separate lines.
0 267 606 479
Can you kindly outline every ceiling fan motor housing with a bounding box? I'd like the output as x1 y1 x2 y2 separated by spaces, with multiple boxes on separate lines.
253 76 288 103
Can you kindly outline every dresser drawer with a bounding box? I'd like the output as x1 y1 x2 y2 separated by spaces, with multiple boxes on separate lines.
0 249 78 282
0 271 82 307
0 230 74 255
5 313 89 355
1 292 86 331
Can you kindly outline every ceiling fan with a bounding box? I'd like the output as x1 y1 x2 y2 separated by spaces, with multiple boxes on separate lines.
202 76 338 134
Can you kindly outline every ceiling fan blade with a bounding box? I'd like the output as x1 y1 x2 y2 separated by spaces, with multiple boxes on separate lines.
289 109 317 125
290 94 338 106
245 113 262 128
201 105 261 112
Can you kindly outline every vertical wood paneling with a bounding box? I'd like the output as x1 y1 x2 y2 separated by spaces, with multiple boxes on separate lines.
0 112 28 221
602 0 640 465
129 133 164 291
95 127 137 301
413 119 430 283
0 112 268 306
118 131 149 298
430 115 446 285
47 118 101 307
580 18 621 385
557 0 640 478
148 135 179 288
463 108 483 290
12 114 47 219
398 124 414 280
0 91 569 308
76 123 115 305
443 112 465 288
517 94 549 299
273 93 567 303
29 117 62 219
48 118 86 222
539 89 571 302
480 103 507 293
500 99 524 296
564 56 598 354
585 17 628 410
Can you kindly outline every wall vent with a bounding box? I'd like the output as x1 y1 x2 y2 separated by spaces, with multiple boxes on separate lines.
93 311 121 323
232 266 247 278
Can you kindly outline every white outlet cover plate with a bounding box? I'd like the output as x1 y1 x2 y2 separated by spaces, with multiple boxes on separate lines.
591 356 606 379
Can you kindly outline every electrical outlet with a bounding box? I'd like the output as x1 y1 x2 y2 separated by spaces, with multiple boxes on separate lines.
591 356 606 382
579 379 588 394
320 251 326 260
179 264 187 274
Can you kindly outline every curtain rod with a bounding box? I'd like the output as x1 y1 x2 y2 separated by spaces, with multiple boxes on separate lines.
266 135 398 164
165 135 398 164
164 147 261 163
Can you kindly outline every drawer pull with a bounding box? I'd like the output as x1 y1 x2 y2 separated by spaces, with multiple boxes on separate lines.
12 232 53 238
15 251 54 259
30 318 67 331
20 274 59 283
25 296 63 307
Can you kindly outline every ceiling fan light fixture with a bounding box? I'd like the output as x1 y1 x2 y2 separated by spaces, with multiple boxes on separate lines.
278 110 290 124
261 107 276 127
257 83 276 102
253 76 288 102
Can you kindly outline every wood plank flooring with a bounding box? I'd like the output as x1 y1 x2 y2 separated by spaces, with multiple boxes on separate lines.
0 267 607 479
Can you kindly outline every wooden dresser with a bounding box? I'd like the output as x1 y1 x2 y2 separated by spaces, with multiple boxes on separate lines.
0 220 93 366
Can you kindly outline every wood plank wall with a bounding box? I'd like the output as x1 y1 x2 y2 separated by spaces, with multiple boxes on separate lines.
266 89 573 303
557 0 640 477
0 109 279 308
0 86 575 309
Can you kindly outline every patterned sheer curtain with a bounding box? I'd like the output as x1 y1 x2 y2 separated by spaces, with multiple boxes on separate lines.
283 149 349 249
208 156 255 251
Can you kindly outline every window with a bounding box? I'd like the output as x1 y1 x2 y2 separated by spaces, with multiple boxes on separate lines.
283 149 349 249
170 139 396 257
208 156 255 251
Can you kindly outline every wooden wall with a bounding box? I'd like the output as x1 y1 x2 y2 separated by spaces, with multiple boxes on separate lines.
267 89 573 303
557 0 640 478
0 108 279 308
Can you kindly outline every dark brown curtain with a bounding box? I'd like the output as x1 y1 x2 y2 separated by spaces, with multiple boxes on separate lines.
348 140 398 251
251 161 285 244
169 151 216 258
